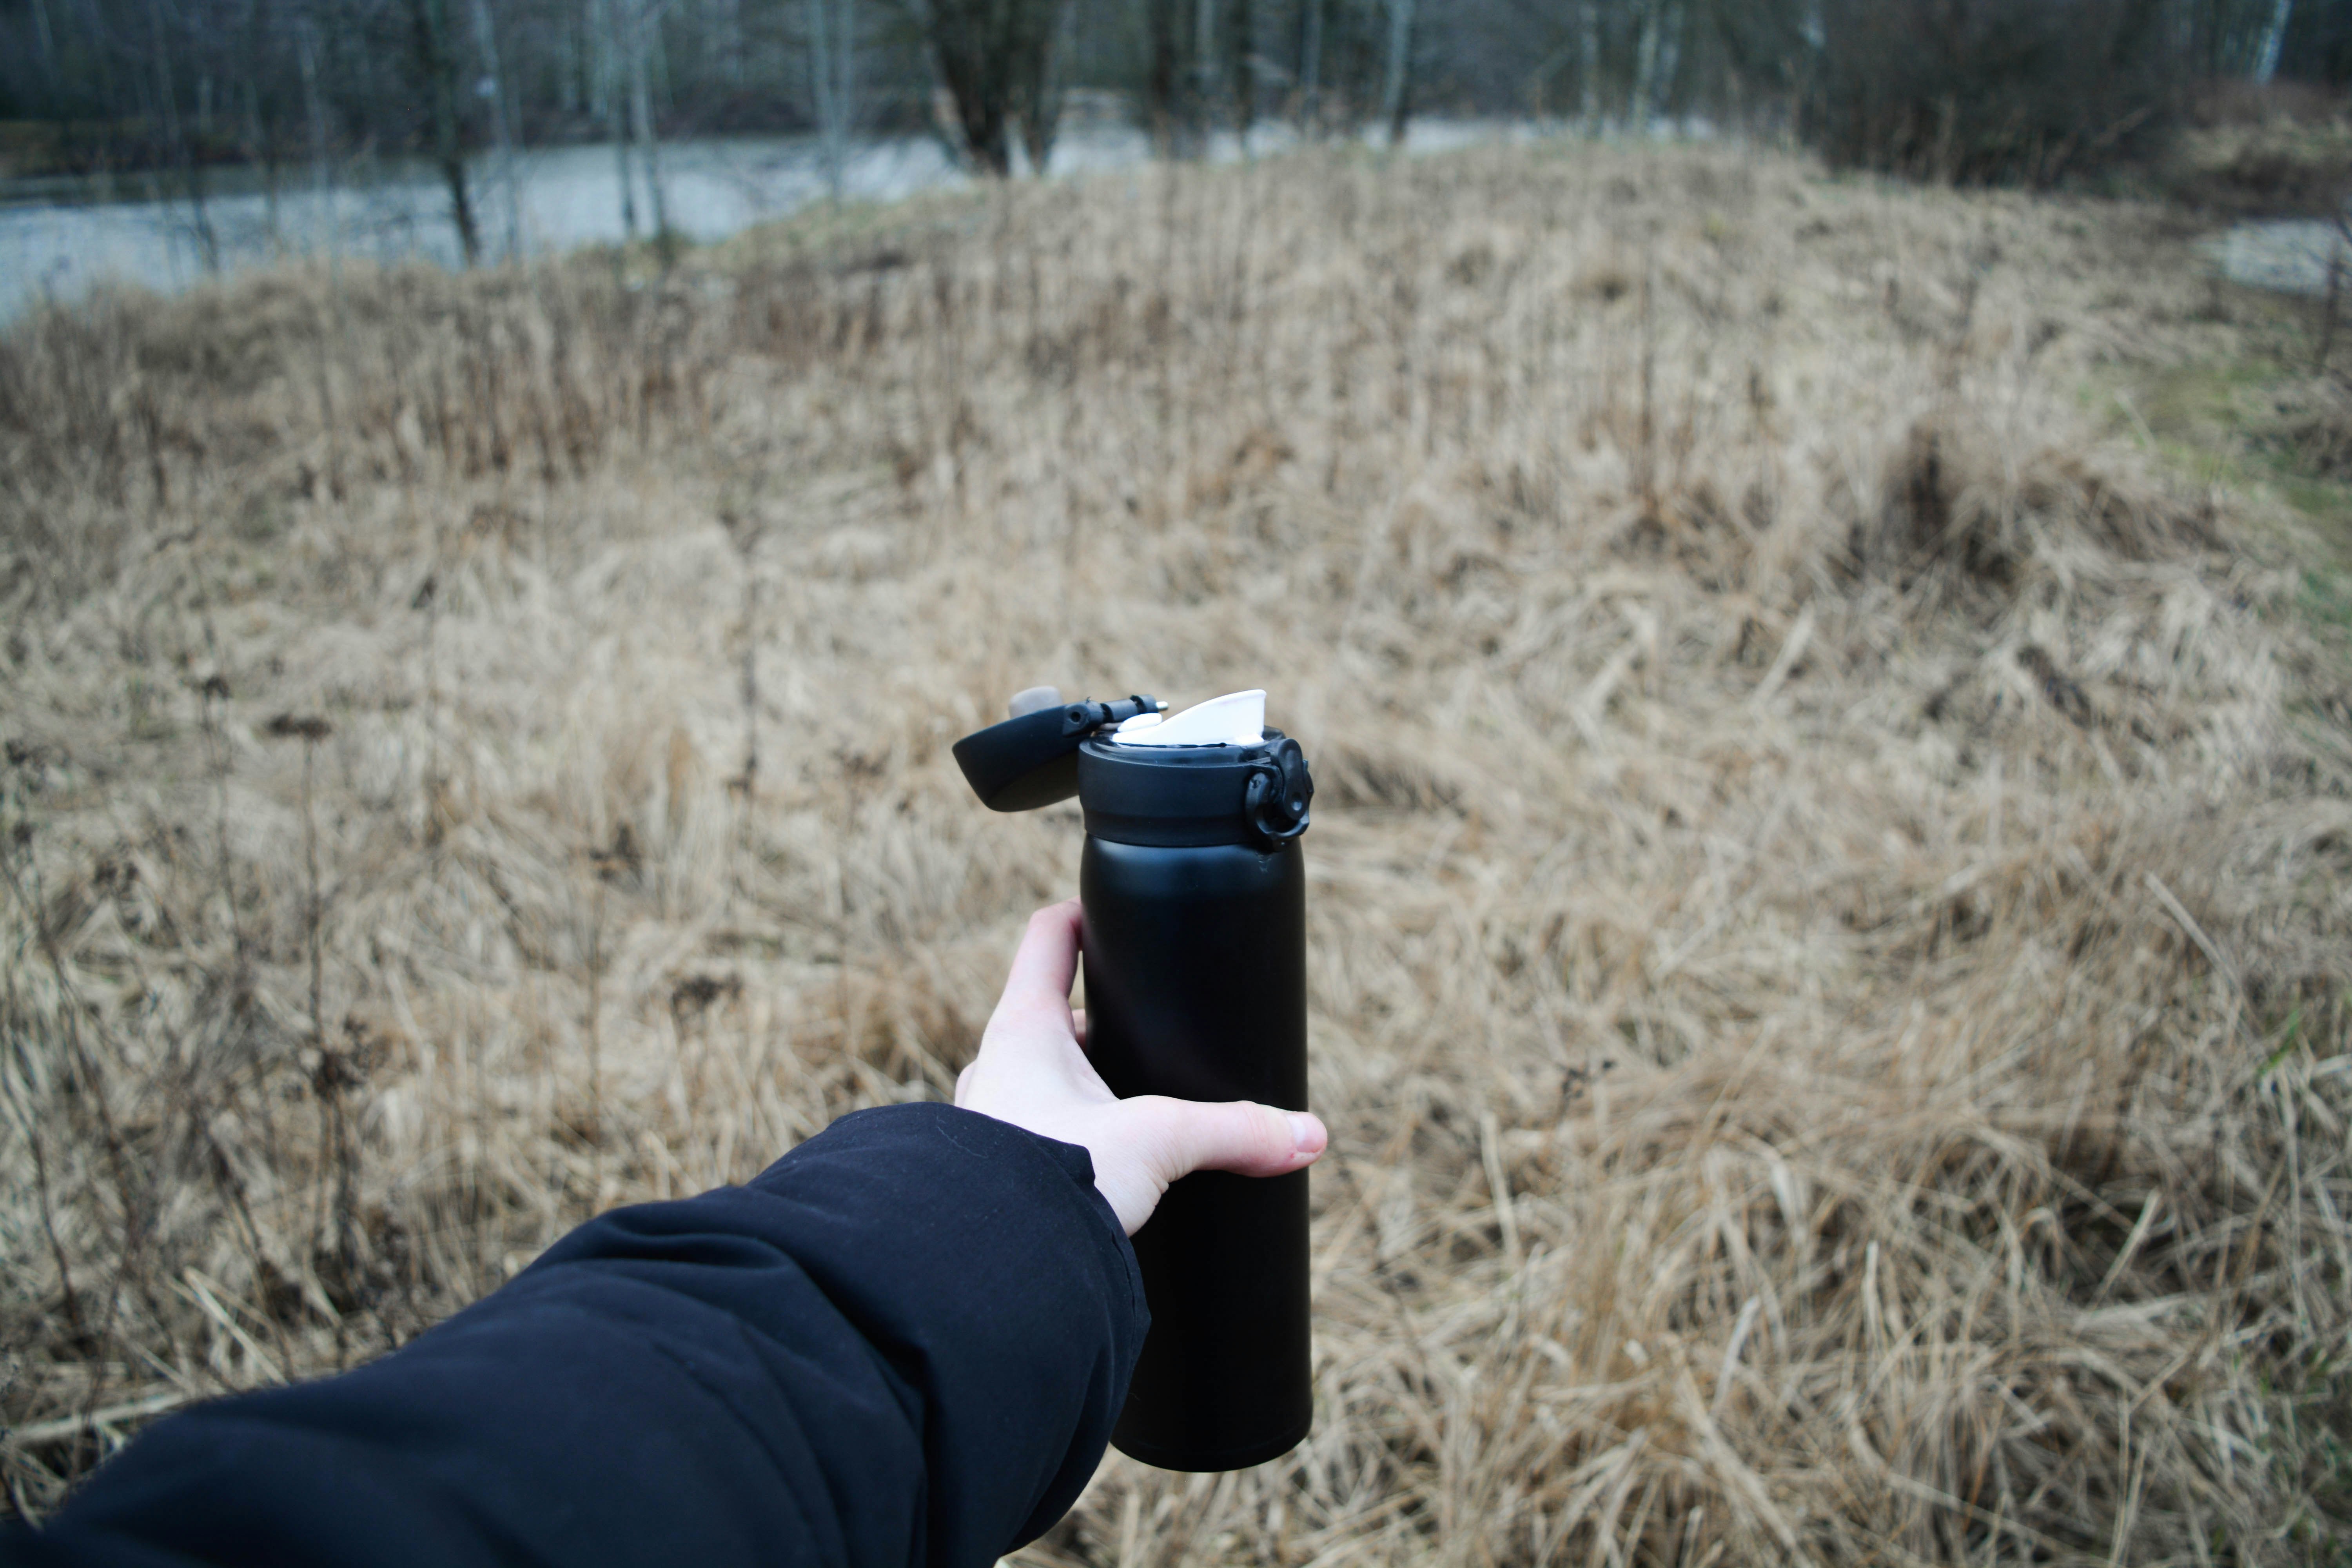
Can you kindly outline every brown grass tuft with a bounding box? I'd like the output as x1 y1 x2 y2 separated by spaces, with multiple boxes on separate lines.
1857 414 2218 595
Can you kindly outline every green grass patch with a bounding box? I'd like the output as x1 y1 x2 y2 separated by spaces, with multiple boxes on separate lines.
2102 309 2352 662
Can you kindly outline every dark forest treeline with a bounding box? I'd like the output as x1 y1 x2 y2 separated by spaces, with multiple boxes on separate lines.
2 0 2348 252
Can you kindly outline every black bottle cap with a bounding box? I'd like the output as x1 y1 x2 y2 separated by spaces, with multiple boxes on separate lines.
951 694 1164 811
1078 732 1314 850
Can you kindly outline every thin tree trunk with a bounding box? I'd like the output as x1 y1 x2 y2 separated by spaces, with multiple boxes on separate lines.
469 0 523 258
584 0 607 118
559 12 580 112
1380 0 1415 148
241 71 279 252
1631 0 1661 129
410 0 481 264
31 0 64 191
1018 0 1074 175
87 0 122 116
613 127 637 238
1225 0 1252 145
1651 1 1682 122
1296 0 1321 134
630 33 669 246
297 16 344 496
33 0 57 73
148 0 221 270
1194 0 1216 133
835 0 857 180
2319 215 2348 371
2253 0 2293 82
807 0 844 198
651 20 671 123
704 0 739 82
1579 0 1599 129
601 0 638 237
1146 0 1181 154
237 0 270 165
296 18 336 257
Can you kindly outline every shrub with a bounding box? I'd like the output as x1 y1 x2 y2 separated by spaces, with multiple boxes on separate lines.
1804 0 2181 185
2164 81 2352 214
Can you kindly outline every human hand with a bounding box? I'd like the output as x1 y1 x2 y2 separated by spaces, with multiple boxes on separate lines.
954 899 1328 1234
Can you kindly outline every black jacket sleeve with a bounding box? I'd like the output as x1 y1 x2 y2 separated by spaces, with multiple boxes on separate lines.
2 1103 1149 1568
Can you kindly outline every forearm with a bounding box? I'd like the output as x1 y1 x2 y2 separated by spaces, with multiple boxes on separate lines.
5 1104 1147 1568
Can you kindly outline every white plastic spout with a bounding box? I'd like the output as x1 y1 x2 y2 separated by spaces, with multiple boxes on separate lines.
1113 690 1266 747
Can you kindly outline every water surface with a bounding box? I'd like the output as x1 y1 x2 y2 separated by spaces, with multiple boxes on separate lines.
2209 217 2348 297
0 119 1515 320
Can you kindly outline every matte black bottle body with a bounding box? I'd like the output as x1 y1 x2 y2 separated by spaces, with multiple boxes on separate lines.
948 695 1317 1473
1081 837 1311 1472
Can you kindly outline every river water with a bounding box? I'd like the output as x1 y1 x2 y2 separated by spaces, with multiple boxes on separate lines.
0 118 1516 322
2205 217 2348 298
7 121 2339 322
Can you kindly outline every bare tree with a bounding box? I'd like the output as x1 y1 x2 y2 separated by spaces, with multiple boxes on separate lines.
295 16 336 254
920 0 1062 176
1635 0 1683 124
30 0 58 69
2252 0 2293 80
1580 0 1599 127
148 0 223 269
624 0 671 242
1807 0 2182 185
1224 0 1252 143
805 0 855 198
468 0 523 257
1191 0 1215 132
1007 0 1073 171
1630 0 1660 125
0 0 2312 293
592 0 638 239
1295 0 1322 132
407 0 481 263
1145 0 1184 152
1381 0 1416 145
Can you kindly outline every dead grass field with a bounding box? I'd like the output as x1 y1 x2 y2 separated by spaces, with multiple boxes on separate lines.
4 140 2351 1564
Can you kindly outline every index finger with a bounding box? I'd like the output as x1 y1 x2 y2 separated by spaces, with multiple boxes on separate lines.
996 899 1083 1015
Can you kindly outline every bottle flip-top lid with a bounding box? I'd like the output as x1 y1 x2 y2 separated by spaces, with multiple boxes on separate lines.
953 687 1313 849
951 688 1167 811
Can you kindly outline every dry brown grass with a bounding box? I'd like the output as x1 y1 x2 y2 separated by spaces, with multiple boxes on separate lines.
2166 84 2352 218
4 141 2350 1564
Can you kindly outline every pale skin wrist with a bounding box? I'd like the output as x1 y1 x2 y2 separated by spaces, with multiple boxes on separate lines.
953 899 1328 1234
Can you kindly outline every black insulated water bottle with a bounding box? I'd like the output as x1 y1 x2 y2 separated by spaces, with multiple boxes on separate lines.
953 686 1316 1472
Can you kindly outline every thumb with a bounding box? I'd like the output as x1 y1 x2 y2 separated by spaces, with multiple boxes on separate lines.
1131 1097 1327 1185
